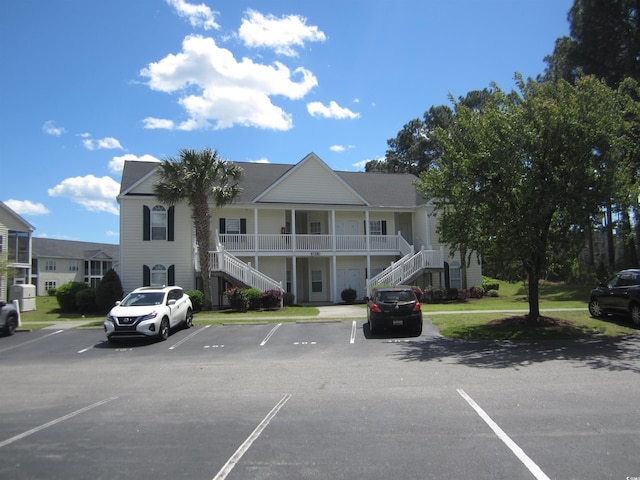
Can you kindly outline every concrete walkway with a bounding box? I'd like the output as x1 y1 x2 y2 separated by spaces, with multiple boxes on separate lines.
18 305 588 331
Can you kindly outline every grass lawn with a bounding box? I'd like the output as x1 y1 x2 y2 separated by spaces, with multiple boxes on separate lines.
16 280 639 339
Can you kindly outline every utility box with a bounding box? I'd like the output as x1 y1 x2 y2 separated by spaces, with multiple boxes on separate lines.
9 284 36 312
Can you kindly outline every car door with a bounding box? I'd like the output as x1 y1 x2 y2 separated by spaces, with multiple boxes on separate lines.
598 274 622 311
608 273 633 312
167 289 186 327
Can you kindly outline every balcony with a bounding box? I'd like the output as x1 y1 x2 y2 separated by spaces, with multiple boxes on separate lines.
217 233 412 256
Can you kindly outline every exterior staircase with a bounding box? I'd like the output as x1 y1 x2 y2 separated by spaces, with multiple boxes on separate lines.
366 246 445 294
209 246 284 293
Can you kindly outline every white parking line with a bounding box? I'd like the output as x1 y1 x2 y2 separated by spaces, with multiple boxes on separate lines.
350 321 357 344
0 329 64 354
212 394 292 480
457 389 551 480
169 325 210 350
260 323 282 346
0 396 118 448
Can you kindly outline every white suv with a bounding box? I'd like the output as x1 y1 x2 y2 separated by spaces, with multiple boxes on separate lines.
104 286 193 342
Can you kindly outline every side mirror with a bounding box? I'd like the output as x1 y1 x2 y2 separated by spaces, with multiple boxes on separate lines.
167 299 177 306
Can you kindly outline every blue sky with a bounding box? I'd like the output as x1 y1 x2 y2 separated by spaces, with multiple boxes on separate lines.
1 0 572 244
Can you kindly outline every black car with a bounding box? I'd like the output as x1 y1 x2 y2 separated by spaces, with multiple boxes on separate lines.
588 269 640 325
366 285 423 336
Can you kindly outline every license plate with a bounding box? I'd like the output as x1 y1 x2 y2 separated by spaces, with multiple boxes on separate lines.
393 320 403 326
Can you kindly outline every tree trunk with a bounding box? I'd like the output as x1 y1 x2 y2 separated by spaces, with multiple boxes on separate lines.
605 204 615 272
526 267 541 324
193 195 213 310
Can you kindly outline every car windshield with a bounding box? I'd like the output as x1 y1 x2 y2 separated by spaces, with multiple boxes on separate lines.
120 292 165 307
378 290 414 303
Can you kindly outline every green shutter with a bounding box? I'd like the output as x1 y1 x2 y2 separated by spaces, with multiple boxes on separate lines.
143 265 150 286
168 265 175 286
240 218 247 234
219 218 226 233
382 221 387 235
168 206 175 242
143 206 150 241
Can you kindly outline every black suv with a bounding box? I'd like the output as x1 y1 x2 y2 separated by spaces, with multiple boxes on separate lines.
366 285 423 336
588 269 640 325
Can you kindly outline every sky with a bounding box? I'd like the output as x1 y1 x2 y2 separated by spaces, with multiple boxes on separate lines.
1 0 573 244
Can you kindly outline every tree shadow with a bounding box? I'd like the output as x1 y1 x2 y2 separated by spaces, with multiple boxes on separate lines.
391 335 640 373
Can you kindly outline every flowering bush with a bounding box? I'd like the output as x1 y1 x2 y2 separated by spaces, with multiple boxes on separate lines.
261 289 283 310
225 287 248 312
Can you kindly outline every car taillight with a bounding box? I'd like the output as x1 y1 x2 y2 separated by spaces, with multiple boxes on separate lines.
371 303 382 313
413 301 421 312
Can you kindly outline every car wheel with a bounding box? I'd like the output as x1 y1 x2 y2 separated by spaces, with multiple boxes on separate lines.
588 299 603 318
368 318 377 335
3 313 17 336
413 321 422 337
159 317 170 341
631 304 640 325
184 308 193 329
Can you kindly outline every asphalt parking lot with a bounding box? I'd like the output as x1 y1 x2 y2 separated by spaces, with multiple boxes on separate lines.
1 319 639 480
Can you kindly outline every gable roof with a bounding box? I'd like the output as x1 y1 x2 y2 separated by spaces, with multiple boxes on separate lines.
32 238 119 261
119 153 427 208
0 201 36 232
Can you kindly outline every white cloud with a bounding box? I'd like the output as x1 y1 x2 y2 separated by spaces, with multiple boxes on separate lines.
109 153 160 174
239 9 326 57
352 160 369 170
42 120 65 136
330 145 354 153
249 157 270 163
106 230 119 237
140 35 318 130
83 136 124 151
4 199 50 215
143 117 175 130
307 101 360 120
166 0 219 30
48 175 120 215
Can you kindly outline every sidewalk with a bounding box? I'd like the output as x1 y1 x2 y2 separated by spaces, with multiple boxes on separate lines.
19 306 588 331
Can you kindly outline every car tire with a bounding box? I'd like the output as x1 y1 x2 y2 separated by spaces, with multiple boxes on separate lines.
631 304 640 325
184 308 193 329
588 299 603 318
368 318 377 335
3 313 17 336
413 321 422 337
159 317 170 341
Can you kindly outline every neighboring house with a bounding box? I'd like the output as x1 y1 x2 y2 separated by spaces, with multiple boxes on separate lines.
0 201 36 302
118 153 482 306
31 238 119 295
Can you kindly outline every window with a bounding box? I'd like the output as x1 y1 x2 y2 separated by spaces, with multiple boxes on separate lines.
69 261 79 272
8 231 29 263
368 220 387 235
449 261 461 290
151 206 167 240
310 222 321 234
151 264 167 286
312 270 322 292
45 281 57 290
226 218 241 234
45 260 57 271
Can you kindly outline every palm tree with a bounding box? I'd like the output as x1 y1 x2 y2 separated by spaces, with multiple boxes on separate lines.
153 148 243 310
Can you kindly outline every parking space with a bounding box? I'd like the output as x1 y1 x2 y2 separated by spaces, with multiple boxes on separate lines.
0 322 639 479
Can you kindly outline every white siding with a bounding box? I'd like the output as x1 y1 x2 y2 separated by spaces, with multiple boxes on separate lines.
120 198 194 294
258 157 364 205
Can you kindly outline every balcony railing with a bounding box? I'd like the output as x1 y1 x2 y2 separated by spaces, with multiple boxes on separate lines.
218 233 410 254
366 247 445 294
209 248 283 293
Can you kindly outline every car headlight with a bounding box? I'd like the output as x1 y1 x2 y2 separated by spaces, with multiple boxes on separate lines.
141 311 159 321
105 314 116 323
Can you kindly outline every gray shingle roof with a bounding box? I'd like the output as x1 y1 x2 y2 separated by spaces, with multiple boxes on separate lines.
32 238 119 260
120 157 428 208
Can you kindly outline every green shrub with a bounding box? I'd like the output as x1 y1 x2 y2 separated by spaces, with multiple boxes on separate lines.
56 282 89 313
486 289 499 297
187 290 204 312
482 281 500 293
261 289 283 310
225 287 248 312
245 288 262 310
341 288 357 304
446 288 458 300
423 286 446 303
95 269 124 313
47 288 57 296
283 292 295 306
76 288 97 313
